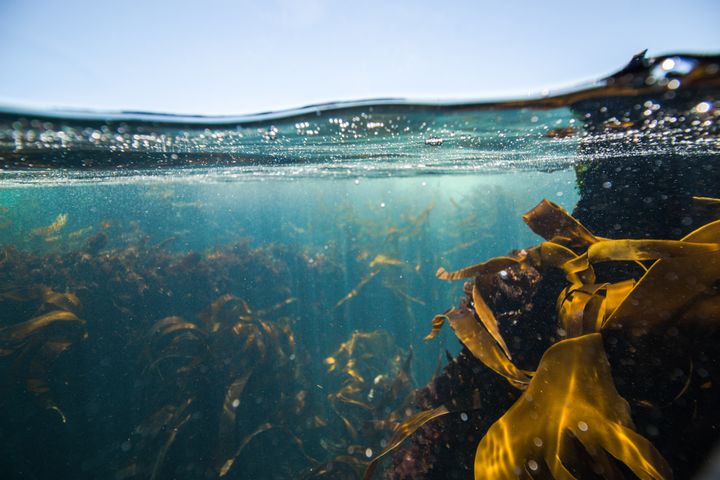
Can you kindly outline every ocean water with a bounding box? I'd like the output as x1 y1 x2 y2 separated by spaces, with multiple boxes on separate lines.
0 53 719 480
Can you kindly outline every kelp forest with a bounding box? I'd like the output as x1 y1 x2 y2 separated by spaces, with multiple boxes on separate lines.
2 163 720 480
1 53 719 480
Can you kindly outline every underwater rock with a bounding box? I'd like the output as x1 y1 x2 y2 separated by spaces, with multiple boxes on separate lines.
570 54 720 239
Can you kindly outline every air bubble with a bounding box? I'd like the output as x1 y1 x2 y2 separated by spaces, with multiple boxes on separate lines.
695 102 711 113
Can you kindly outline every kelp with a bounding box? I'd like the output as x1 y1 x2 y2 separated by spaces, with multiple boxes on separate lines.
0 285 87 421
369 254 404 268
436 256 521 281
320 330 419 478
521 198 600 248
605 219 720 331
125 293 305 480
362 405 450 480
0 233 358 479
423 307 531 389
335 270 380 308
474 334 671 480
30 213 68 237
413 198 720 479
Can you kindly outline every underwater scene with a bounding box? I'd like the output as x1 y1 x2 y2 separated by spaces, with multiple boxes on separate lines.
0 52 719 480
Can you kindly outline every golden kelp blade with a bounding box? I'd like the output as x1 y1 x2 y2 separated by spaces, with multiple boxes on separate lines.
423 310 450 341
0 310 84 343
437 256 522 281
444 307 531 389
31 213 68 237
522 199 599 248
474 334 671 480
197 294 250 332
219 422 274 477
0 286 82 314
26 339 77 423
151 401 193 480
255 297 297 317
335 270 380 308
604 219 720 331
528 242 596 286
603 279 635 318
557 283 608 338
472 283 512 359
588 239 720 263
217 370 254 464
362 405 450 480
148 316 207 356
692 196 720 206
368 254 404 268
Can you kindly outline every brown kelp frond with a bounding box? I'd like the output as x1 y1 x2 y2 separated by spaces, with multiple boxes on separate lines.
436 256 522 281
362 405 450 480
197 293 251 332
427 307 531 389
150 316 207 347
472 282 512 359
0 284 82 314
383 281 427 305
587 239 720 263
255 296 297 317
556 283 609 338
604 220 720 331
522 199 601 248
393 202 435 242
368 254 404 268
435 201 720 341
30 213 68 237
120 399 194 480
325 330 406 396
0 310 84 343
130 293 306 479
335 270 380 308
219 422 274 477
320 330 418 478
526 242 596 287
220 423 320 478
474 334 672 480
423 309 451 341
692 196 720 206
0 285 87 421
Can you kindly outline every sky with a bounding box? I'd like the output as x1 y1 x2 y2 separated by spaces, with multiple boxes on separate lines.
0 0 718 116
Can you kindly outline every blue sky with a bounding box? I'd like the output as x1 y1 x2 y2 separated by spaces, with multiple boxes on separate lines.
0 0 718 115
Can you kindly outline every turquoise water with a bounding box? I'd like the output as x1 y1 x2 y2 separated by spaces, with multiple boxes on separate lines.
0 53 719 480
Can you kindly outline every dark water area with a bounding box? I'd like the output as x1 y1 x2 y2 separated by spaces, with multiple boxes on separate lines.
0 52 719 480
